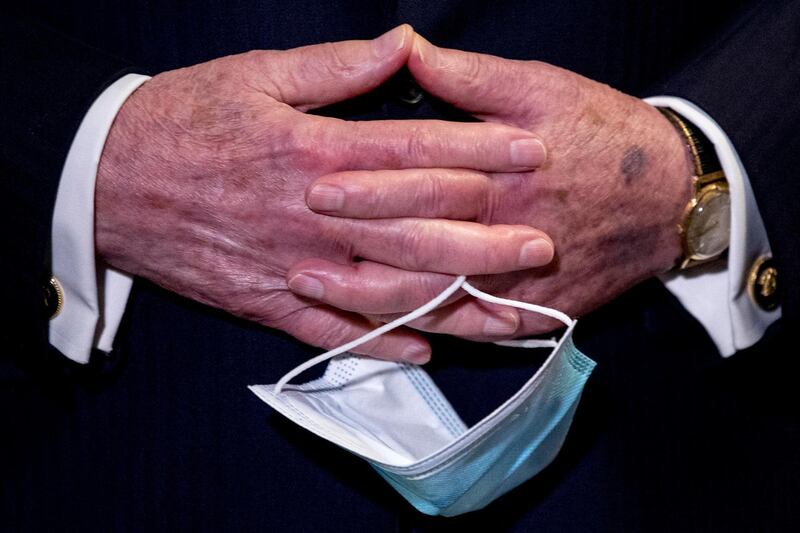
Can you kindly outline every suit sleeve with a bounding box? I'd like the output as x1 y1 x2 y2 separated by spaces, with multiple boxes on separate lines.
657 0 800 326
0 9 136 367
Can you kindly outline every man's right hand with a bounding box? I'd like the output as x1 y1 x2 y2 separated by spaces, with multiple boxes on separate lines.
95 25 553 363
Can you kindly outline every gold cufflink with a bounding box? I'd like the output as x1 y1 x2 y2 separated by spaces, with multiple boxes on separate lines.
44 276 64 319
747 255 779 311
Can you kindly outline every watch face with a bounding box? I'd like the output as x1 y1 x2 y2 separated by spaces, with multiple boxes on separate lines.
686 185 731 260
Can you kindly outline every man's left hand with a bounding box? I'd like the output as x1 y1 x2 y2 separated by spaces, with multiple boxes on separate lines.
287 34 695 338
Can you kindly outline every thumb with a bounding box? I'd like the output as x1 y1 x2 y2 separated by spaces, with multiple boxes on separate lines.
407 34 536 122
265 24 412 111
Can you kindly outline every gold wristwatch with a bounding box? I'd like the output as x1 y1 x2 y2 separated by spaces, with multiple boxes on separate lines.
657 107 731 270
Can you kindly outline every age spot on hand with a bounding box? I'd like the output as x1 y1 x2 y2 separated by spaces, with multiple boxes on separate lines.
621 145 646 185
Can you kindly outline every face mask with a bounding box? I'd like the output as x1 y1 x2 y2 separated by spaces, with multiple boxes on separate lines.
250 276 595 517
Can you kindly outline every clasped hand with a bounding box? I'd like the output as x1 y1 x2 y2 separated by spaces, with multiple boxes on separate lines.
96 25 692 363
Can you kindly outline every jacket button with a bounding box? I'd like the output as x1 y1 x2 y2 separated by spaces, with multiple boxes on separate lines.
747 255 779 311
44 276 64 319
393 72 425 105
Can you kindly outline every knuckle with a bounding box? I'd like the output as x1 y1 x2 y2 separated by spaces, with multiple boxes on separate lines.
321 42 353 74
398 223 431 269
289 119 333 170
237 49 271 75
268 122 303 157
527 61 582 115
250 296 303 330
404 128 433 166
462 57 536 118
305 315 349 349
483 228 518 268
473 173 496 223
498 224 519 240
418 172 446 215
358 336 392 358
300 43 358 84
500 66 536 114
321 221 357 259
372 186 394 215
463 53 489 84
338 121 378 169
462 56 511 100
420 275 452 303
253 51 296 102
312 328 345 350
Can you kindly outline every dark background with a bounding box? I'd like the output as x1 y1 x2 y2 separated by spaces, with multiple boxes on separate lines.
2 1 798 531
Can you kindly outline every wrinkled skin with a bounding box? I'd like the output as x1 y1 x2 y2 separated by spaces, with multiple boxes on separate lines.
95 26 556 362
291 34 694 337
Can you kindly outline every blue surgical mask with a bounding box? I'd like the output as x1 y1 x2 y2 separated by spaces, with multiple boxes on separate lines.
250 276 595 516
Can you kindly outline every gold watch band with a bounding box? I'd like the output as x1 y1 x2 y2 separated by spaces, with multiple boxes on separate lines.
656 107 730 270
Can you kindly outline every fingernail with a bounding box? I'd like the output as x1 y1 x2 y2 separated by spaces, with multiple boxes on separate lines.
510 138 547 168
307 184 345 212
518 239 554 267
413 35 439 68
402 345 431 364
288 274 325 299
373 26 407 58
483 313 519 336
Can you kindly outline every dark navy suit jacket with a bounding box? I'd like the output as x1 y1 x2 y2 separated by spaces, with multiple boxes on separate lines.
2 1 798 531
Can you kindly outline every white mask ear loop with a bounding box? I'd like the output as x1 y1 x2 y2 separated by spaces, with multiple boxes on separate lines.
461 281 574 349
274 276 467 394
274 277 575 394
461 282 573 326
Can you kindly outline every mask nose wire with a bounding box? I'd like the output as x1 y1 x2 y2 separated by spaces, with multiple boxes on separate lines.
274 276 574 394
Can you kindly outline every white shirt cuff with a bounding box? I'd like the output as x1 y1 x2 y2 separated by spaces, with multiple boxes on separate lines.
49 73 151 364
645 96 781 357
